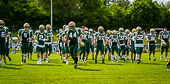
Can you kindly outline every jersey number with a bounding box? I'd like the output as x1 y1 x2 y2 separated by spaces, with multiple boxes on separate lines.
69 32 77 38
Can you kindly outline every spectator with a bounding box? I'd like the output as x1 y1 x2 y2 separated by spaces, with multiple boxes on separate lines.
12 26 15 33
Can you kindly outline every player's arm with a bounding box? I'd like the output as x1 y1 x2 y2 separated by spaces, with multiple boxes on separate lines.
127 37 130 47
169 35 170 43
109 38 111 47
103 37 106 45
117 39 120 47
94 36 97 44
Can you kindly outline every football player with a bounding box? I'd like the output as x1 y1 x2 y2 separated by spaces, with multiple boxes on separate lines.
84 27 92 62
147 28 156 61
134 26 147 64
118 28 126 61
16 41 21 53
105 30 111 61
62 25 70 65
18 23 32 64
56 29 63 60
64 21 82 69
27 28 34 60
158 27 170 61
36 25 48 65
94 26 106 64
125 29 130 60
109 30 120 62
89 28 95 60
80 26 86 62
45 24 53 62
4 27 12 63
127 28 136 63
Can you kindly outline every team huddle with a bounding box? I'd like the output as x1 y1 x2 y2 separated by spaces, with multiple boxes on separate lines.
0 20 170 71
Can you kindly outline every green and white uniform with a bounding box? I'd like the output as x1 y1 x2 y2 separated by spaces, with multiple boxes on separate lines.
118 33 125 53
90 33 94 52
18 29 30 54
125 34 129 54
159 31 169 52
57 32 63 53
0 28 7 55
62 29 70 54
95 32 106 55
128 33 136 54
147 33 156 54
45 30 53 53
109 35 119 54
66 29 81 64
105 35 111 54
134 31 145 55
36 32 47 54
5 32 12 56
28 30 33 53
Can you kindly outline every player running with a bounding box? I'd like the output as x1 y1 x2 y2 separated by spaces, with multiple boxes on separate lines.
127 28 137 63
89 28 94 60
64 21 82 69
94 26 106 64
28 28 34 60
134 26 147 64
57 29 64 60
147 28 156 61
158 27 170 61
18 23 32 64
36 25 49 65
45 24 53 62
4 27 12 64
109 30 120 62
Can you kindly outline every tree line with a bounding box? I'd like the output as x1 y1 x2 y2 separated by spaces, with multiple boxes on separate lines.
0 0 170 31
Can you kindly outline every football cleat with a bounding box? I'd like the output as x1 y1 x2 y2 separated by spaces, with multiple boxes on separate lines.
60 56 62 60
102 62 105 64
84 59 87 62
74 64 77 69
149 58 151 61
112 60 114 63
8 56 11 62
21 62 24 64
131 59 133 63
66 61 69 65
153 58 156 61
137 59 140 64
0 63 1 67
95 60 97 64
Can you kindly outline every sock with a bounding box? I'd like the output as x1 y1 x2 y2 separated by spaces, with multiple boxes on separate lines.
127 56 129 59
116 54 118 59
75 57 78 64
161 55 162 57
100 55 102 57
102 59 104 63
111 55 114 60
0 61 1 64
125 55 127 58
137 58 140 60
63 57 65 60
84 57 87 60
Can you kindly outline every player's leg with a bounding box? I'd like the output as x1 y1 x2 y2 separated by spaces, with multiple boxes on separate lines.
65 45 69 65
37 46 40 64
91 45 94 60
30 45 33 60
136 47 140 64
115 46 119 62
21 43 25 64
62 45 66 62
167 57 170 71
73 45 78 69
59 42 62 60
122 45 126 61
153 45 156 61
111 46 114 62
126 47 129 60
160 46 164 60
130 45 134 62
149 45 152 61
23 44 29 64
165 43 169 61
108 46 111 61
101 45 105 64
45 44 48 62
77 47 81 61
5 47 11 62
0 45 2 67
95 46 99 63
2 45 6 64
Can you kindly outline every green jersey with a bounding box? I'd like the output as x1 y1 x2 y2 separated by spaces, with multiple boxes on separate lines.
128 33 135 46
95 32 106 45
106 35 110 45
89 33 94 44
28 30 33 44
134 31 145 47
6 32 12 48
45 30 53 44
159 31 170 42
81 31 91 42
109 35 118 45
66 29 81 45
118 33 125 46
18 29 30 44
0 28 7 44
37 32 47 48
125 34 129 45
147 33 156 45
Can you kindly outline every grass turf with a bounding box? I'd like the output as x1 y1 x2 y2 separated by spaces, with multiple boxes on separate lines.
0 52 170 84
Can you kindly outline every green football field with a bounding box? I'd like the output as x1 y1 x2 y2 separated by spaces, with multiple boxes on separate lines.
0 52 170 84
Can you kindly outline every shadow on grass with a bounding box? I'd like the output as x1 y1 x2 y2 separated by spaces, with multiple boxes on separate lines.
77 68 101 71
142 63 165 65
26 63 62 66
6 64 22 66
2 66 22 70
105 64 123 65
